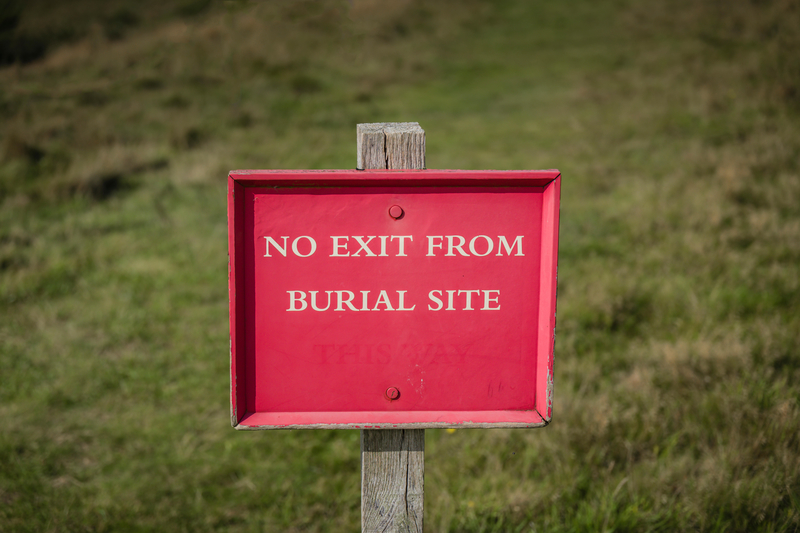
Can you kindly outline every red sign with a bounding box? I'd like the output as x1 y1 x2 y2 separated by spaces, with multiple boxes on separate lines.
228 170 560 429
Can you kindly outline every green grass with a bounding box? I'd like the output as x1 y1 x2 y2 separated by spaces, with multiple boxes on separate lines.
2 0 800 531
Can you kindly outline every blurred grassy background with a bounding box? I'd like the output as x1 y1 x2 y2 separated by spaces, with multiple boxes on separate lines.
1 0 799 531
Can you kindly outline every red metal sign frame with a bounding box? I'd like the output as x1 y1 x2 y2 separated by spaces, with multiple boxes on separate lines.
228 169 560 429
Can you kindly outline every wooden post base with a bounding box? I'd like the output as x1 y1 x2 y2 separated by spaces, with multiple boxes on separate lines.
361 429 424 533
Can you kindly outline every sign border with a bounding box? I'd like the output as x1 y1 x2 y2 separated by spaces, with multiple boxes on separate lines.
228 169 561 429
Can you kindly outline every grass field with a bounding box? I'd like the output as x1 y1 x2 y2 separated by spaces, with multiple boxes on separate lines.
1 0 799 531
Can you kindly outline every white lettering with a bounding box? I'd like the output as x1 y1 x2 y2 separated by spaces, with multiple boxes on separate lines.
445 290 456 310
427 289 501 311
335 291 359 311
428 290 443 311
287 291 307 311
310 291 332 311
292 236 317 257
482 290 501 310
427 236 443 256
330 236 349 257
458 289 481 310
360 291 370 311
496 235 524 256
446 235 469 256
352 236 377 257
372 290 395 311
289 289 500 312
469 235 493 257
397 291 416 311
391 235 412 256
264 236 288 257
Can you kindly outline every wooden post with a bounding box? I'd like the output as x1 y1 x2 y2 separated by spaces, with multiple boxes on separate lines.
357 122 425 533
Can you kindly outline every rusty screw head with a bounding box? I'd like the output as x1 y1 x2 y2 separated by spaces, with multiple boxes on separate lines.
386 387 400 400
389 205 404 219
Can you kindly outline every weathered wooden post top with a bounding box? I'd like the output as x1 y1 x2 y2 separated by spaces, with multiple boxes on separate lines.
227 122 561 532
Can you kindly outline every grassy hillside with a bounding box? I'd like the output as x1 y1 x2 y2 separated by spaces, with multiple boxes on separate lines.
1 0 799 531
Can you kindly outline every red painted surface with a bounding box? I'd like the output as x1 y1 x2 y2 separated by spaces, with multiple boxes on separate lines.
228 170 561 429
